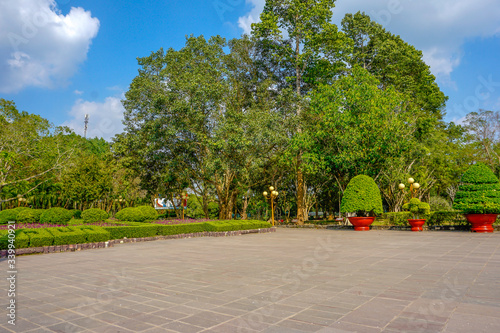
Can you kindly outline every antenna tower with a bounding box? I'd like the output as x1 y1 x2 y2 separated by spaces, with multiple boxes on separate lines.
84 114 89 138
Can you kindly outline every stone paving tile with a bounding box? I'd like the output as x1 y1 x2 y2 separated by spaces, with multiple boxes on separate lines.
5 229 500 332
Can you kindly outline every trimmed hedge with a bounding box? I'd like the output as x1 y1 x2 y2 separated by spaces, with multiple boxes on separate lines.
103 225 159 239
82 208 109 223
427 211 467 226
0 207 31 224
40 207 73 225
0 229 29 250
384 212 411 226
21 229 54 247
17 209 44 224
341 175 383 216
453 163 500 214
71 226 111 242
115 206 158 222
46 227 87 246
157 223 209 235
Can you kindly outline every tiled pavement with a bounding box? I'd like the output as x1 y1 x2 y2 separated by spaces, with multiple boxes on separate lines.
2 228 500 333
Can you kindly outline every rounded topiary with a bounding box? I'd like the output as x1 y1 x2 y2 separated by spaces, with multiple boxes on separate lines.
0 207 31 224
81 208 109 223
403 198 431 219
115 206 157 222
39 207 73 225
453 163 500 214
341 175 383 217
17 209 44 224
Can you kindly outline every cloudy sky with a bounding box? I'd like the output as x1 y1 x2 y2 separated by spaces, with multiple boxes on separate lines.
1 0 499 140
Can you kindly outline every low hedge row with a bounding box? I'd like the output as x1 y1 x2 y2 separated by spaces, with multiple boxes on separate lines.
0 220 272 249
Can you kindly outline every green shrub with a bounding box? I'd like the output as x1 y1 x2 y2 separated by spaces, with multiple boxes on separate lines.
340 175 383 217
427 211 467 226
115 206 157 222
39 207 73 225
157 223 209 235
402 198 431 219
383 212 411 226
0 207 31 224
429 196 452 211
17 209 44 224
103 225 158 239
70 226 111 242
0 229 29 250
453 163 500 214
73 210 82 219
46 227 86 246
22 229 54 247
82 208 109 223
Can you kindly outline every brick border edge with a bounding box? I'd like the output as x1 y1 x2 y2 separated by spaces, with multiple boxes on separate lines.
0 227 277 258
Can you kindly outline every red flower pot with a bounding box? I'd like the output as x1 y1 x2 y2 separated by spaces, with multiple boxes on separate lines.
348 217 375 231
465 214 497 233
408 219 426 232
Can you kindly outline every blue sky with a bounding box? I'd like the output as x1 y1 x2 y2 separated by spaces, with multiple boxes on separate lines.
1 0 499 140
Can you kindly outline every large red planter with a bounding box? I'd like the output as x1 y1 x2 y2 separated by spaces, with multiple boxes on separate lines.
408 219 426 232
465 214 497 233
348 217 375 231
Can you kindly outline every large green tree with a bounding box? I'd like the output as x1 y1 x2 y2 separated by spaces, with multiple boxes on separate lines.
251 0 350 223
0 99 73 210
117 35 290 219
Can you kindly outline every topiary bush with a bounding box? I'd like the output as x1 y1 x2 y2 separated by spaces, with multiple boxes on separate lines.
81 208 109 223
39 207 74 225
17 209 44 224
341 175 383 217
453 163 500 214
402 198 431 219
115 206 157 222
0 207 31 224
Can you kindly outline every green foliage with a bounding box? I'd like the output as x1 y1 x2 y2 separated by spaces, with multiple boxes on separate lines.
39 207 73 224
157 223 209 235
115 206 157 222
460 162 499 184
81 208 109 223
103 225 159 239
340 175 383 216
73 210 82 219
383 212 411 226
70 226 111 242
402 198 431 219
17 209 44 224
0 207 30 224
427 211 467 226
453 163 500 214
46 227 86 246
429 196 452 212
21 229 54 247
0 230 29 250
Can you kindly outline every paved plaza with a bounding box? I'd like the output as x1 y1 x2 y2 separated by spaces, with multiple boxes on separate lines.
2 228 500 333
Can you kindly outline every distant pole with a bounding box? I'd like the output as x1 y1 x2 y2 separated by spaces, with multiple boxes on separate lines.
84 114 89 138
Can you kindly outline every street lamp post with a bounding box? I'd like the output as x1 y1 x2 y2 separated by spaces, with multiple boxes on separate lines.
263 186 279 226
398 177 421 202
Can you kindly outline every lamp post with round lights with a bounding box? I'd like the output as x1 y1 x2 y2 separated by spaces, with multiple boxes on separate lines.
398 178 420 202
263 186 279 226
175 192 188 220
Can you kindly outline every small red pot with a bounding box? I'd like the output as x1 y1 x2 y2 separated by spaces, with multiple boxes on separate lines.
465 214 497 233
408 219 426 232
348 216 375 231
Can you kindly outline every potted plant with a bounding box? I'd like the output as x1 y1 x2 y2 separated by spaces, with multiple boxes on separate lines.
402 198 430 231
341 175 383 231
453 163 500 233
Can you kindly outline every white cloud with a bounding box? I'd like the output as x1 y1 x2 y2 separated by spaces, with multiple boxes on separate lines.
63 97 125 141
238 0 500 82
74 89 84 95
0 0 99 93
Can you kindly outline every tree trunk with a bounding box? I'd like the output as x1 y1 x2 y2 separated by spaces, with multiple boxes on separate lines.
296 163 305 225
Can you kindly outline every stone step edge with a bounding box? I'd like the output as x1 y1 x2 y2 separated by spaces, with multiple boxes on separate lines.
0 227 277 258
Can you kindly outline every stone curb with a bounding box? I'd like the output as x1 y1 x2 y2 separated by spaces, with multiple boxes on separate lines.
0 227 276 258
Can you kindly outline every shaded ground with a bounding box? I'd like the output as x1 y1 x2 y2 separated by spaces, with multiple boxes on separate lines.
2 229 500 332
